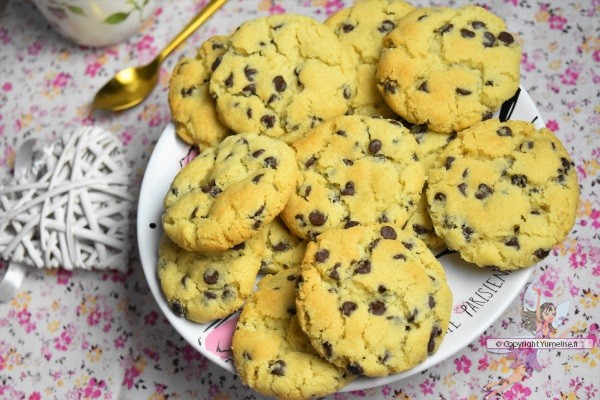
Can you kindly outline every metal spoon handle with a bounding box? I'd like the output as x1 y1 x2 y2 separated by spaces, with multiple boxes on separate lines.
156 0 228 64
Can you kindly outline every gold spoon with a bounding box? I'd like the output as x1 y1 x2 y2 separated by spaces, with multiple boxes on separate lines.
93 0 227 111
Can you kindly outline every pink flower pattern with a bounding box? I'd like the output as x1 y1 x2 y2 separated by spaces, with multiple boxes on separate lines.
0 1 597 399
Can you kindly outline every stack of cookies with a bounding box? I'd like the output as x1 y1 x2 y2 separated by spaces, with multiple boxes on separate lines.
160 1 579 398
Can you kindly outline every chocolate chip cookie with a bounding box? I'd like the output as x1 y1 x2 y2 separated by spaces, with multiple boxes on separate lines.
157 234 263 323
232 267 355 399
377 5 521 133
325 0 415 117
402 123 455 248
261 217 307 275
281 115 425 240
426 119 579 270
162 133 299 252
296 224 452 376
209 14 357 143
168 35 231 149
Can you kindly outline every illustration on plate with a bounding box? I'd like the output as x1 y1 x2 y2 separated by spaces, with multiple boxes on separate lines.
482 279 575 399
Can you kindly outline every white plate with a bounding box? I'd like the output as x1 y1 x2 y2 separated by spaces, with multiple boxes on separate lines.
137 87 540 391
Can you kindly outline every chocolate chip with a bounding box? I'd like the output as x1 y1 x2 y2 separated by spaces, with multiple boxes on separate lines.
203 269 219 285
343 85 352 99
369 300 386 316
252 174 264 184
462 225 474 241
269 360 286 376
170 300 186 317
535 248 550 259
210 56 221 71
418 81 429 92
246 108 253 118
347 362 364 375
378 285 387 293
222 287 234 299
181 275 190 287
437 24 453 34
378 20 395 33
329 263 340 280
505 236 520 249
305 156 317 168
434 192 446 202
273 242 290 252
413 224 429 235
190 207 198 219
201 181 221 197
460 28 475 38
252 149 265 158
402 241 414 250
264 156 278 169
204 291 217 299
180 87 194 97
221 71 235 88
273 75 287 92
511 174 528 187
340 301 358 316
407 309 418 322
309 115 323 128
354 260 371 274
315 249 330 263
393 253 406 260
244 65 257 81
242 351 252 360
253 205 265 218
483 31 496 47
323 342 333 357
309 210 327 226
267 94 279 104
428 325 441 354
471 20 486 29
369 238 381 251
445 156 455 170
341 181 355 196
379 350 391 364
383 80 397 94
456 88 472 96
261 115 275 128
344 220 359 229
498 31 514 45
342 23 355 33
379 213 389 223
482 110 494 120
458 183 467 196
243 84 256 96
369 139 382 154
286 307 296 316
475 183 493 200
485 80 494 87
497 126 513 137
232 242 246 251
381 226 397 240
343 158 353 166
429 295 436 308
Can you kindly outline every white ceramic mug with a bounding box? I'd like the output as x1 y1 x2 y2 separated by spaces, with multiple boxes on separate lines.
31 0 157 47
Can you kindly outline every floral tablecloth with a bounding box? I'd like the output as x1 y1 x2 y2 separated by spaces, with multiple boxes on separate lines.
0 0 598 399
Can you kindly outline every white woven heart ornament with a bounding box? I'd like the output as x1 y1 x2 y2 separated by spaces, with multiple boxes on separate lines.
0 126 133 271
